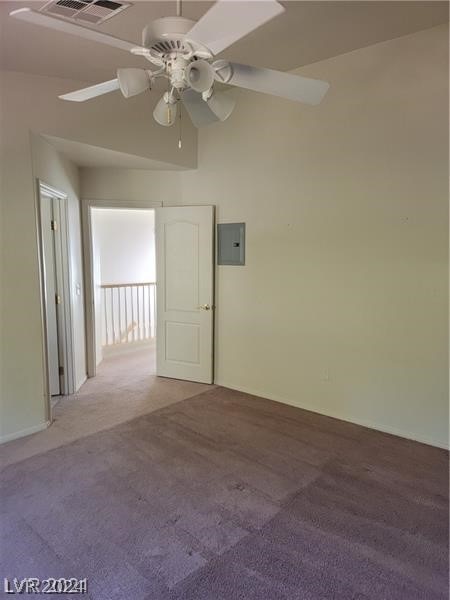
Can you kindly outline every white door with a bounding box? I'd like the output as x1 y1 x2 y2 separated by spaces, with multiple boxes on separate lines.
40 194 61 396
90 213 103 368
156 206 214 384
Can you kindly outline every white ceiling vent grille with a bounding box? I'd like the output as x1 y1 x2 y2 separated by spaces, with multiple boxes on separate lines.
40 0 131 25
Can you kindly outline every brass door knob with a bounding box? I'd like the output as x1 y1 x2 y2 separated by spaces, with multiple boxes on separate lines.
198 304 212 310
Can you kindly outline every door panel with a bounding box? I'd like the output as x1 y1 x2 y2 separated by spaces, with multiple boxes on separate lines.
165 220 199 312
166 321 200 364
40 195 60 396
156 206 214 384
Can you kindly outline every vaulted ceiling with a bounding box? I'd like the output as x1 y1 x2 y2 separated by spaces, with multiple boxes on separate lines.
1 1 448 84
1 1 448 170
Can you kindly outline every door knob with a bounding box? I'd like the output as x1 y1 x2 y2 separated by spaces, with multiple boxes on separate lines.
198 304 212 310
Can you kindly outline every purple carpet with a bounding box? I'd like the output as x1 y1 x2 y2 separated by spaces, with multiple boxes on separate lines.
1 387 448 599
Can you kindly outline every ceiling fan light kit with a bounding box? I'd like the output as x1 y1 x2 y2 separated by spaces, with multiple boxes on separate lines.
153 92 178 127
205 89 236 122
10 0 330 135
117 67 151 98
185 60 215 93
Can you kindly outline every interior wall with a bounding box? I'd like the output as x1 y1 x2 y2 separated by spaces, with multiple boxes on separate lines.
0 129 87 440
175 24 447 448
0 66 195 441
79 25 448 448
31 135 87 392
0 70 197 170
5 23 447 447
80 167 182 204
91 208 156 284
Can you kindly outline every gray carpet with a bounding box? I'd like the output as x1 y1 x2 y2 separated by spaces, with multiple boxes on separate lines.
1 387 448 599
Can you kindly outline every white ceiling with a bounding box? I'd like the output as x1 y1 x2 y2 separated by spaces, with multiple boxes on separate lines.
2 1 448 169
1 1 448 83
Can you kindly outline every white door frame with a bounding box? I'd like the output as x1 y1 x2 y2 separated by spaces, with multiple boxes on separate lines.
82 198 162 378
36 180 76 421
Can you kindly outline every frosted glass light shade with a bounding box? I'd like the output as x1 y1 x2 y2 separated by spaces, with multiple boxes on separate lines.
117 68 150 98
206 91 235 122
153 93 177 126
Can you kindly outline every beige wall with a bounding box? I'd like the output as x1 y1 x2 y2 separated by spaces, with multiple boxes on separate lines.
0 70 197 169
181 24 449 448
0 69 196 441
80 167 182 204
31 135 87 391
2 24 448 447
0 129 87 440
81 25 449 448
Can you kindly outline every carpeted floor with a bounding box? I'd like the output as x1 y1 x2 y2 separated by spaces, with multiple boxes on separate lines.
0 345 210 468
1 385 448 599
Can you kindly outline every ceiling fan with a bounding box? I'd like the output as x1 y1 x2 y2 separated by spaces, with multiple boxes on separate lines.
10 0 330 129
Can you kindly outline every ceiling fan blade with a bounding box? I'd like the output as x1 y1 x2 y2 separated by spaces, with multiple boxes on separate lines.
185 0 284 56
9 8 145 53
220 62 330 105
182 89 221 128
59 79 120 102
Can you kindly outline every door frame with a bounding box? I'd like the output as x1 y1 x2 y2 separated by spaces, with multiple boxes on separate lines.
82 198 162 378
36 180 76 421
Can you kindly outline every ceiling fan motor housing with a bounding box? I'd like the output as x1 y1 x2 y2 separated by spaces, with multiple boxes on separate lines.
142 17 216 93
142 17 196 58
169 56 191 89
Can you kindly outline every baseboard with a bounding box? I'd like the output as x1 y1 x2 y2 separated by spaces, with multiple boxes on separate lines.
215 380 449 451
102 340 155 358
0 420 51 444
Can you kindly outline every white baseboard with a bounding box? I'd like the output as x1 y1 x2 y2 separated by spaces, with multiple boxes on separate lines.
0 420 51 444
102 340 155 358
215 380 449 451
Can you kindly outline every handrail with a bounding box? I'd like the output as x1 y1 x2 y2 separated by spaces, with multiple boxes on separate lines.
100 282 156 347
101 282 156 289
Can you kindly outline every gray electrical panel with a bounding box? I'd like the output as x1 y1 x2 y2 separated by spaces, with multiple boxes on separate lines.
217 223 245 265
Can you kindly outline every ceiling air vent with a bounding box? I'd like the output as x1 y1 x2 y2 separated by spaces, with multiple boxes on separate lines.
40 0 131 25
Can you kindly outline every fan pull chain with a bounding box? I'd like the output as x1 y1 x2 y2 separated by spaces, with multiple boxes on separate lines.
167 80 172 125
178 101 182 149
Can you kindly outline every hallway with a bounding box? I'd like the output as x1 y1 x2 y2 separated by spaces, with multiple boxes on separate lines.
0 346 211 468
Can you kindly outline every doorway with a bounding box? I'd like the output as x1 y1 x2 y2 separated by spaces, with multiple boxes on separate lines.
84 200 215 385
37 182 75 409
89 207 156 369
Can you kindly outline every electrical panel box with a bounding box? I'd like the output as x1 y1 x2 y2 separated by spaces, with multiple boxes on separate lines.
217 223 245 266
